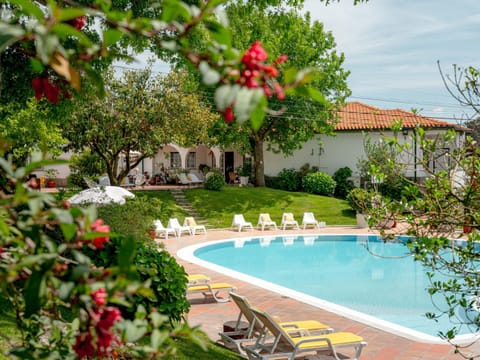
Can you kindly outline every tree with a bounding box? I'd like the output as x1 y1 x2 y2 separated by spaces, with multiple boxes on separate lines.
64 68 218 185
209 4 350 186
356 128 480 357
356 134 407 200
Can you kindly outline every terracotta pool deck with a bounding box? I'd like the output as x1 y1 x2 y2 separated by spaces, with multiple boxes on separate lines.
165 226 480 360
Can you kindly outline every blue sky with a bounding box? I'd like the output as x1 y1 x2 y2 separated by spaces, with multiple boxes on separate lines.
304 0 480 122
118 0 480 123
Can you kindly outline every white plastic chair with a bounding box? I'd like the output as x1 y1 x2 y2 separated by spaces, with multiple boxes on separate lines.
168 218 192 237
153 219 177 239
231 214 254 232
257 213 278 231
281 212 299 230
302 212 325 229
183 217 207 235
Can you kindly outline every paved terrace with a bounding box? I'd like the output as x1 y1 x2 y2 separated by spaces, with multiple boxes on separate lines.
165 227 480 360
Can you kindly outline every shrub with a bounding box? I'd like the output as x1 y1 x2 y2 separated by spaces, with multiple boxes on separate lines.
98 195 169 240
265 175 282 189
68 150 106 188
302 172 336 196
204 170 225 190
346 187 372 213
89 197 188 322
277 168 302 191
333 166 355 199
84 236 190 322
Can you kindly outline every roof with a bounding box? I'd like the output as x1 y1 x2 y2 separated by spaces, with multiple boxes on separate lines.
334 102 459 131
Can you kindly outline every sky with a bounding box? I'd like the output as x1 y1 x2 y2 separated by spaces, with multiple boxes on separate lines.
302 0 480 123
117 0 480 124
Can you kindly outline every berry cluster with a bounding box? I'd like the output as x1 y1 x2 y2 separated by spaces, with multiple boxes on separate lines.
32 77 60 104
222 41 288 123
74 288 122 359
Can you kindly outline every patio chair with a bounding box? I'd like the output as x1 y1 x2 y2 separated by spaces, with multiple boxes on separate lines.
245 307 367 360
153 219 177 239
257 213 278 231
187 273 211 285
188 173 204 184
168 218 192 237
220 292 333 355
183 217 207 235
186 280 236 303
281 213 299 230
177 173 192 185
135 173 146 187
232 214 254 232
301 212 325 229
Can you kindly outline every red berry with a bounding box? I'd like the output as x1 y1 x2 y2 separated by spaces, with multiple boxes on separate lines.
70 16 87 30
224 107 234 123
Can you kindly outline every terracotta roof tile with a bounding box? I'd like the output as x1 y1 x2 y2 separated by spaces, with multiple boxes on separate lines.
334 102 456 131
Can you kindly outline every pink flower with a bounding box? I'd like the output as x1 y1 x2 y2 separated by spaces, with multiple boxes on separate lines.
90 219 110 249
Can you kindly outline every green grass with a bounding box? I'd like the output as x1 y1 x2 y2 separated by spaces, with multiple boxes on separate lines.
183 186 356 228
133 190 191 221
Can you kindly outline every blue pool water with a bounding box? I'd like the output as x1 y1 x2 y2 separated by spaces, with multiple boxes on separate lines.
179 234 478 343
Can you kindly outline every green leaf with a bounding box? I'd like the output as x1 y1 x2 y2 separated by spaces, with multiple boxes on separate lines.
58 282 75 301
118 236 136 272
151 312 168 328
10 0 44 20
214 84 240 111
150 329 168 350
103 29 125 47
0 24 24 53
51 24 92 47
20 254 57 268
199 61 220 86
292 85 328 105
124 320 148 342
56 8 86 22
203 20 231 47
24 270 46 317
250 96 267 131
233 87 264 124
60 223 77 241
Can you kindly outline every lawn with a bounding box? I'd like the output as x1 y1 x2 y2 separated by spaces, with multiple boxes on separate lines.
182 186 356 229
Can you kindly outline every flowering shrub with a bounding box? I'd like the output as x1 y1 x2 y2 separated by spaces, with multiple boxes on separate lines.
0 157 200 358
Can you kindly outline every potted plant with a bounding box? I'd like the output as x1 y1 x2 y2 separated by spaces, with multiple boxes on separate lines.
147 222 157 240
346 188 372 228
44 169 59 188
236 163 251 186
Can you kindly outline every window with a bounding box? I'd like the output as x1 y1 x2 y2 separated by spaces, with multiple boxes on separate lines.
170 152 181 168
187 152 196 169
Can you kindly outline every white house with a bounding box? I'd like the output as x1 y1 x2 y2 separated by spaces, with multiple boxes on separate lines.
39 101 467 187
263 102 467 183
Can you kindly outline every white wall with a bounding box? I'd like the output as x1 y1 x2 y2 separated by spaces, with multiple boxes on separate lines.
264 132 378 177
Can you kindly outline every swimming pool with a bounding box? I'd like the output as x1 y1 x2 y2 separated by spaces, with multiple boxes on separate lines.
177 234 479 344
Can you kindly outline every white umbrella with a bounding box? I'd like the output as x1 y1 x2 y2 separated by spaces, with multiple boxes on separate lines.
104 186 135 199
68 186 135 206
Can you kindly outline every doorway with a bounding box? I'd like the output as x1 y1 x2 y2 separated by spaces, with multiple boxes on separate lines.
224 151 234 182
